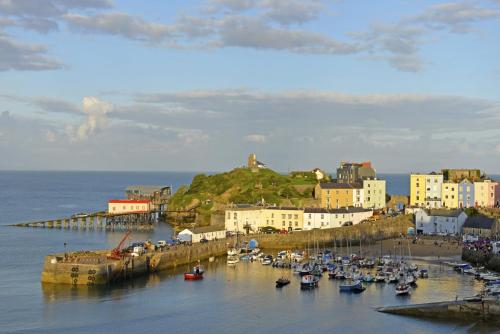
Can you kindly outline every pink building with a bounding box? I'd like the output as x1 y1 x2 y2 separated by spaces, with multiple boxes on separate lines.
496 183 500 207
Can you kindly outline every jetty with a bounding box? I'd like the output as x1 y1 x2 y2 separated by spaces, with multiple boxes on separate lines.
377 299 500 322
41 239 229 285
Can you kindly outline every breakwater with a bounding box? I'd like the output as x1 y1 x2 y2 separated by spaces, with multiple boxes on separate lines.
41 240 229 285
377 300 500 322
243 215 413 249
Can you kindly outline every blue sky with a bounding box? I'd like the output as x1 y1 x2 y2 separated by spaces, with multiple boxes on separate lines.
0 0 499 173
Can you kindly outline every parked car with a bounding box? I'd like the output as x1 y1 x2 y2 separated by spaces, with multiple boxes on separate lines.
260 226 278 234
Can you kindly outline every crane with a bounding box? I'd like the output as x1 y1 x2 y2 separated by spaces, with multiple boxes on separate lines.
108 230 132 260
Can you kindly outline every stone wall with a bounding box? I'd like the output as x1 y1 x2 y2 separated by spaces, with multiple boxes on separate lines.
243 215 413 249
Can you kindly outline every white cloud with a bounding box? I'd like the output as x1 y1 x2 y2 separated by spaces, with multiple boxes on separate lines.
67 96 113 141
244 134 267 143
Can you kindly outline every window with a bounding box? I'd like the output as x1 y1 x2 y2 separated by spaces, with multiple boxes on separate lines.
295 222 298 227
308 214 311 218
288 214 292 219
271 213 274 218
308 222 311 226
294 214 298 219
321 214 324 219
281 214 286 219
282 222 285 227
234 213 237 219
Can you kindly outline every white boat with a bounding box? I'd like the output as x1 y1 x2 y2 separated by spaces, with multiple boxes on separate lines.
227 255 239 265
261 255 273 265
386 274 398 283
395 283 410 296
375 273 386 283
300 274 319 288
362 273 374 282
405 275 417 286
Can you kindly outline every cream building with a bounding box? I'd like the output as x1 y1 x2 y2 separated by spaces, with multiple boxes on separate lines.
108 199 151 214
352 187 364 207
441 182 459 209
224 207 303 233
410 173 443 208
303 207 373 230
474 180 498 208
363 178 386 209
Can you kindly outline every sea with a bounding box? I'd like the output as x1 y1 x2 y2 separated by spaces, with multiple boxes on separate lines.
0 171 498 334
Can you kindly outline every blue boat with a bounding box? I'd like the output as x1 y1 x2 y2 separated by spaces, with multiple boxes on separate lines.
339 280 365 293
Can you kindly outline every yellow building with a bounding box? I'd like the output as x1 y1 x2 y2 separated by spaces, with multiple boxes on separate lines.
224 207 303 233
363 178 386 209
315 183 355 209
441 182 458 209
410 174 427 207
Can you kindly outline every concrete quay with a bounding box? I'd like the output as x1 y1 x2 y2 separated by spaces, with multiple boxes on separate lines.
377 299 500 322
41 239 228 286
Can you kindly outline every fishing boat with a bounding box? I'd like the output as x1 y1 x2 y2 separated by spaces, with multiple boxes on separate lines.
395 282 410 296
300 274 319 289
184 265 204 280
227 248 239 256
339 280 365 293
276 277 291 288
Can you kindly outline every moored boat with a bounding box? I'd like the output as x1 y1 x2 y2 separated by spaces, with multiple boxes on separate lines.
418 269 428 278
276 277 290 288
300 274 319 289
339 280 365 293
395 282 410 296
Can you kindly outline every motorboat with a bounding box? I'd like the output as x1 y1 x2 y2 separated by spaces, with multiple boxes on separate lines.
261 255 273 265
418 269 428 278
301 274 319 289
227 248 239 256
375 272 386 283
362 273 374 283
184 265 204 280
276 277 291 288
227 255 240 265
395 283 410 296
339 280 365 293
386 274 398 284
405 275 417 287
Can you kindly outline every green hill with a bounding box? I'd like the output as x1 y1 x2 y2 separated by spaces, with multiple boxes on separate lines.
168 168 319 224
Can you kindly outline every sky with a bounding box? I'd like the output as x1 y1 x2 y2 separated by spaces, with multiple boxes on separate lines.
0 0 499 173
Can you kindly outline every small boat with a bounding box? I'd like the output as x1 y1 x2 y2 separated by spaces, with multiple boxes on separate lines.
276 277 290 288
418 269 428 278
395 283 410 296
301 274 319 289
362 273 374 283
184 265 204 280
375 273 386 283
409 263 418 271
227 248 239 256
405 275 417 287
261 255 273 265
386 274 398 284
339 280 365 293
227 255 239 265
463 294 483 302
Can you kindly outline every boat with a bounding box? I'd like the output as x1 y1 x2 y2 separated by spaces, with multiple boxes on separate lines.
409 263 418 271
276 277 291 288
405 275 417 287
300 274 319 289
362 273 374 283
184 265 204 280
395 283 410 296
339 280 365 293
386 273 398 283
261 255 273 265
375 272 386 283
227 255 239 265
418 269 428 278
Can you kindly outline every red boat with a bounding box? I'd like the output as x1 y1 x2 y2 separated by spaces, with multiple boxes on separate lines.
184 265 204 280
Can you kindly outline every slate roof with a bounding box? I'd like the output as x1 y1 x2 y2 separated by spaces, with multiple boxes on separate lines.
318 182 363 189
427 209 464 218
463 215 496 230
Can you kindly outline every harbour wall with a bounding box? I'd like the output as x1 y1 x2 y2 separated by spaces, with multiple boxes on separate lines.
243 215 413 249
41 240 229 286
377 300 500 322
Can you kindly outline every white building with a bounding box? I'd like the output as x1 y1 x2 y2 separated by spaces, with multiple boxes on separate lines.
352 187 364 207
425 173 443 208
303 207 373 230
414 209 467 235
177 226 226 243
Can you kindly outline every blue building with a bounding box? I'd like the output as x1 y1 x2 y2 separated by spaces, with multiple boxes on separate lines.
458 179 474 208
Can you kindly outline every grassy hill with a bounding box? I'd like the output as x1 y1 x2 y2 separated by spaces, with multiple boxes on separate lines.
168 168 319 224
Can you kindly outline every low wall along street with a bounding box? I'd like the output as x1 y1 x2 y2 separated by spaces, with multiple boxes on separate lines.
245 215 413 249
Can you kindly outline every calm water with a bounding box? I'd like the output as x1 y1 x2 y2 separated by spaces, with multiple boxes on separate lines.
0 171 497 334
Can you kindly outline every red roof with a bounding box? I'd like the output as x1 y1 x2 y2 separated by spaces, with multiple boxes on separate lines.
108 199 150 204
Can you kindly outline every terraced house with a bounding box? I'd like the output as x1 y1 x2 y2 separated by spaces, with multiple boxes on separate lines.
303 207 373 230
474 180 498 208
458 179 475 208
224 206 303 233
441 182 459 209
409 172 443 208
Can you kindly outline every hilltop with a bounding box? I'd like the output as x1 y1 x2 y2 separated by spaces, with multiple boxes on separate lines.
167 168 321 225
